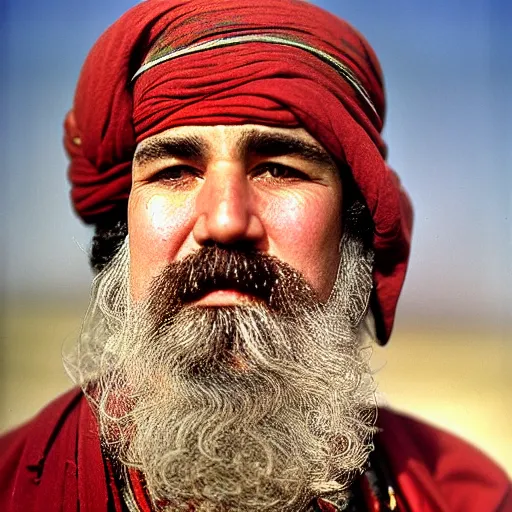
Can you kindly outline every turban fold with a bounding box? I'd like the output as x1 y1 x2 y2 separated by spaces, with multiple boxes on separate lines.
64 0 413 344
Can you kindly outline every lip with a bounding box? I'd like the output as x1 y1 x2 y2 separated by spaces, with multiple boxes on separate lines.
194 289 262 306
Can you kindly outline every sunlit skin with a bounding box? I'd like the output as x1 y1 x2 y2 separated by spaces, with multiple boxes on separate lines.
128 125 343 305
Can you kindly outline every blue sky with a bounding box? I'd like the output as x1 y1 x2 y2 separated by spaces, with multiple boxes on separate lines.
1 0 510 326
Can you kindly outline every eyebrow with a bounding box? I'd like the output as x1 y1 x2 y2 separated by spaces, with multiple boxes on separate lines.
237 129 335 168
133 129 336 169
134 135 207 166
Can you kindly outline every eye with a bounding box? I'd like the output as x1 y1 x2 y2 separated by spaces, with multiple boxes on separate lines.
253 163 309 181
152 165 200 186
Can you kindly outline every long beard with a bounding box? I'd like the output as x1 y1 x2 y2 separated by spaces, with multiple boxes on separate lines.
65 235 376 511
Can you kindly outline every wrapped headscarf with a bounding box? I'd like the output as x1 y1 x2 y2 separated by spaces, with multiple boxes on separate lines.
64 0 413 343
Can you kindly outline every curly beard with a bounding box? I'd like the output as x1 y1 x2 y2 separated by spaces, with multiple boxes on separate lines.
65 234 376 511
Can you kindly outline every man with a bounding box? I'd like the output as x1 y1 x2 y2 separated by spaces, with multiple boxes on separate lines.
1 0 510 510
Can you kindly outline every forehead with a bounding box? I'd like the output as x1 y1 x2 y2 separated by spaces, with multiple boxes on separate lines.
134 124 333 160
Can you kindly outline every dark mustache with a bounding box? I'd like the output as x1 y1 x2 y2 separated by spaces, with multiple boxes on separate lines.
146 245 316 322
179 247 275 304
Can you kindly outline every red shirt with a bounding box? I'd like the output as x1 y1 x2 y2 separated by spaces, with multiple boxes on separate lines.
1 389 510 511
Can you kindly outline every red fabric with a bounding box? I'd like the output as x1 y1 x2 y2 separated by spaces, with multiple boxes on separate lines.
127 468 154 512
359 476 382 512
106 459 125 512
1 390 510 511
0 389 109 512
64 0 412 344
377 409 512 511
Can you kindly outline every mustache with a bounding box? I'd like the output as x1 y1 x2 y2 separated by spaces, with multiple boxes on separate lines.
145 245 317 323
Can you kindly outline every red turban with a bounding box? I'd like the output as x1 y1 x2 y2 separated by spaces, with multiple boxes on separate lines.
64 0 413 344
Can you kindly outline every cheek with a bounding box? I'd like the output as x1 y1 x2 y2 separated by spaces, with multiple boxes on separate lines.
128 191 195 300
261 189 342 300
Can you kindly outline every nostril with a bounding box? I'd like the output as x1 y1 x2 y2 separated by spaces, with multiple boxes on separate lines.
210 240 259 252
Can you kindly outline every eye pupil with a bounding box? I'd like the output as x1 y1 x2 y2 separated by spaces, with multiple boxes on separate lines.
169 168 183 178
158 167 188 181
269 165 288 178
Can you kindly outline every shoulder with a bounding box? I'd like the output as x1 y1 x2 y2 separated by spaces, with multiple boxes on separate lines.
0 389 84 510
377 407 512 511
0 388 83 461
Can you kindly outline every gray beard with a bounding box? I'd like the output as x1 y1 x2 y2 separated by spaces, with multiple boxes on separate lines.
65 235 377 511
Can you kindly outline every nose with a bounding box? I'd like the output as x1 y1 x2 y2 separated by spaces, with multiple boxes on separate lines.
193 163 265 247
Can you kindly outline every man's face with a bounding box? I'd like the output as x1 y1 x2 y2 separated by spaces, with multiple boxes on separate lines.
75 124 376 511
128 124 343 304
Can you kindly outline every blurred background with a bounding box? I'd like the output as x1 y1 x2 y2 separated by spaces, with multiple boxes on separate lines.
1 0 510 474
